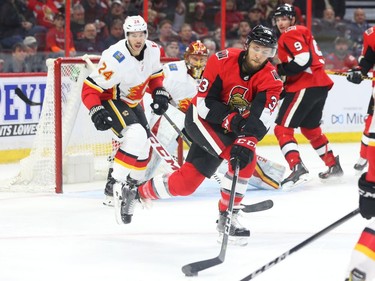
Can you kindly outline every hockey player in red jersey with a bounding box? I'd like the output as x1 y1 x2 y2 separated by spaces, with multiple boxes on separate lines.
118 25 283 244
273 4 343 189
345 26 375 281
81 15 170 221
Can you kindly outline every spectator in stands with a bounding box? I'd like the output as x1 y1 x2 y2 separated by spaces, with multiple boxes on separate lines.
3 42 28 72
347 8 371 58
164 37 180 58
312 7 347 55
45 13 76 56
178 23 198 58
147 8 159 41
0 0 46 49
189 2 213 40
27 0 59 29
23 36 46 72
202 38 216 57
154 19 175 48
236 0 256 17
104 0 125 28
325 37 358 72
214 0 244 39
212 27 222 49
75 23 105 55
237 20 251 46
81 0 108 41
246 6 269 29
172 0 186 34
71 3 86 43
121 0 139 18
103 18 124 49
251 0 274 26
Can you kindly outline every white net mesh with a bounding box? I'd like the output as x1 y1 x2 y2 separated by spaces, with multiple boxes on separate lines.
8 57 112 192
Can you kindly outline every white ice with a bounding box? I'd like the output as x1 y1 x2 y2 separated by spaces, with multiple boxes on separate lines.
0 143 371 281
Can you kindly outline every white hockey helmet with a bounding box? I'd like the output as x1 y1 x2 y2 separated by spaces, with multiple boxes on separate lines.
123 15 148 40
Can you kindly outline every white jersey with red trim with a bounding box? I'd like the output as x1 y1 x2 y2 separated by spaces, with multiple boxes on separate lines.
85 39 163 107
163 60 199 112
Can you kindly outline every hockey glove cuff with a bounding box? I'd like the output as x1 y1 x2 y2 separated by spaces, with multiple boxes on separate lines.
347 67 364 84
358 173 375 219
151 87 170 115
222 112 246 135
89 105 113 131
230 136 257 170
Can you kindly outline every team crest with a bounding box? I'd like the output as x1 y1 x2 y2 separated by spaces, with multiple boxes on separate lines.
113 51 125 63
216 50 229 60
228 86 250 113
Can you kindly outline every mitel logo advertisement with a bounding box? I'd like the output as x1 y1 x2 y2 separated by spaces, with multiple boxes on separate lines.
330 113 366 125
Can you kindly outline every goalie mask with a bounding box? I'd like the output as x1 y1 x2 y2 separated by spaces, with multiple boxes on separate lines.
123 15 148 41
184 40 209 79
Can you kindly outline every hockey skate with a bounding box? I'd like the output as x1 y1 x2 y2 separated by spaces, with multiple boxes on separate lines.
345 268 366 281
103 168 115 207
354 157 368 174
280 162 310 189
113 176 143 225
319 156 344 181
216 209 250 246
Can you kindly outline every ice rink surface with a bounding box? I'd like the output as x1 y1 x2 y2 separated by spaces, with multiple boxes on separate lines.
0 143 372 281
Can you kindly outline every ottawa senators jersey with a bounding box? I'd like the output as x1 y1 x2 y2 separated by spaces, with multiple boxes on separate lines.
82 39 164 110
359 26 375 87
278 25 333 92
163 60 199 113
193 48 283 141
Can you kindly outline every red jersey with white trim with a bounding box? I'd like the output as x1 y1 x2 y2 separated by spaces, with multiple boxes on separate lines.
278 25 333 92
82 39 164 110
360 26 375 87
192 48 283 141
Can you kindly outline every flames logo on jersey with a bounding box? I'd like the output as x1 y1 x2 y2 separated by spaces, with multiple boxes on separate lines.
178 98 192 113
125 78 150 103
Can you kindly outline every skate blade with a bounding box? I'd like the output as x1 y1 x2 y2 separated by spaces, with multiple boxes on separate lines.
281 174 311 191
113 187 124 225
103 195 114 207
319 174 344 184
217 233 249 246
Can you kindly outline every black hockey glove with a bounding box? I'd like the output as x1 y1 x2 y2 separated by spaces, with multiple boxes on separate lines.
230 136 257 170
347 68 364 84
151 87 170 115
89 105 113 131
358 173 375 219
222 112 246 135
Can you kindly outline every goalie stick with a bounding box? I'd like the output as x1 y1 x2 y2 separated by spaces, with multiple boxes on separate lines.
182 159 240 277
239 208 360 280
14 88 43 106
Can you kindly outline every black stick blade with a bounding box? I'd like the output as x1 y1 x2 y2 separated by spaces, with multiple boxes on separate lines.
15 88 42 106
241 199 274 213
182 257 223 277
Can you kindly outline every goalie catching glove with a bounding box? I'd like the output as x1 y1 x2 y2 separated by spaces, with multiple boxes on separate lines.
89 105 113 131
358 173 375 219
151 87 170 115
230 136 257 170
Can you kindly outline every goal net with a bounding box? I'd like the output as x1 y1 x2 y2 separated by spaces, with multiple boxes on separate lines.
11 56 113 193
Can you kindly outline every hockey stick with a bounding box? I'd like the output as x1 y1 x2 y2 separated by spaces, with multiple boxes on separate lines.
239 208 360 281
325 70 375 81
182 158 240 277
14 88 43 106
162 111 223 184
241 199 273 213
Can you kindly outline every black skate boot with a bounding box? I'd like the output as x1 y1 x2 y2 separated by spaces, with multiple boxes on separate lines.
216 209 250 246
281 162 310 189
103 168 115 206
354 157 368 174
114 176 145 225
319 156 344 181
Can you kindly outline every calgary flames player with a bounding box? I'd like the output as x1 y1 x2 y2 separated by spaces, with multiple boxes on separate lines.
273 4 343 189
81 15 170 221
118 25 283 245
345 25 375 281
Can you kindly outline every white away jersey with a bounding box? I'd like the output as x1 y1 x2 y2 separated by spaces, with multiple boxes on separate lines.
88 39 163 106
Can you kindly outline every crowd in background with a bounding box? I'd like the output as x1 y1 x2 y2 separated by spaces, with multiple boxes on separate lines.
0 0 372 73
